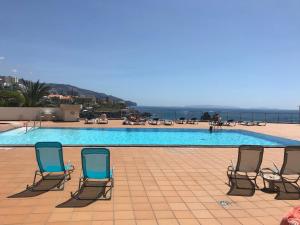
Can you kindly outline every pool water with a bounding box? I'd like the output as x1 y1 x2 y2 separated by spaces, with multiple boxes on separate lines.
0 127 299 147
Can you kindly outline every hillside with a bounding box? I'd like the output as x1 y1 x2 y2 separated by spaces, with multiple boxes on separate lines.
47 83 137 106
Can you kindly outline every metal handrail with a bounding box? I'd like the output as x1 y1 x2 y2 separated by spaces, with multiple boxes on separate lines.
133 109 300 124
24 119 42 133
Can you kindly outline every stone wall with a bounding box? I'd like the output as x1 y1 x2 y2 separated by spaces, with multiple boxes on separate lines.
0 104 80 121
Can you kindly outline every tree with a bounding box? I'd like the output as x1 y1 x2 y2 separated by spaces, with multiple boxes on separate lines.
0 90 25 106
21 80 50 106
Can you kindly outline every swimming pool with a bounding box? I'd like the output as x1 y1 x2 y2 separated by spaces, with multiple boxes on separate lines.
0 127 299 147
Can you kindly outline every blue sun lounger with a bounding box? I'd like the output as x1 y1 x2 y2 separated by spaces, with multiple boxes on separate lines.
27 142 74 191
71 148 114 200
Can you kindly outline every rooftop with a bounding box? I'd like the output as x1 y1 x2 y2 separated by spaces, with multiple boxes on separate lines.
0 121 300 225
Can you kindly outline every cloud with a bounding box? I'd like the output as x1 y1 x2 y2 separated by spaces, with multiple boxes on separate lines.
0 56 5 60
11 69 17 73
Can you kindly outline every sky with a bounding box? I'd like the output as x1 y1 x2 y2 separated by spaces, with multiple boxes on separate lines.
0 0 300 109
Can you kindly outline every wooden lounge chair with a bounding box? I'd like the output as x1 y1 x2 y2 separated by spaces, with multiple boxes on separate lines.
223 120 236 126
97 114 108 124
253 121 267 126
85 115 95 124
227 145 264 190
164 120 173 126
123 119 133 125
209 120 223 127
187 118 198 124
176 117 186 124
138 118 147 125
148 118 160 125
260 146 300 196
123 114 142 125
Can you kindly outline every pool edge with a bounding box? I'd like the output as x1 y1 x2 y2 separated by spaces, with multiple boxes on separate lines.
0 144 287 148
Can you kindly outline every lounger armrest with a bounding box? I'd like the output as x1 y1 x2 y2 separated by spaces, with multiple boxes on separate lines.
66 164 75 172
227 164 236 172
228 160 236 170
260 167 278 175
111 166 114 178
272 162 280 173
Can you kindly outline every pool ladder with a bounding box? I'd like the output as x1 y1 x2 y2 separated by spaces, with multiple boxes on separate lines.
24 120 42 133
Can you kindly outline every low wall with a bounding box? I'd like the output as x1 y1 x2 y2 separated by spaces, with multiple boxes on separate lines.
0 105 80 121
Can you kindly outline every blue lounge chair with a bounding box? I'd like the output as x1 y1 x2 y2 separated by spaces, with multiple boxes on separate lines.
71 148 114 200
27 142 74 191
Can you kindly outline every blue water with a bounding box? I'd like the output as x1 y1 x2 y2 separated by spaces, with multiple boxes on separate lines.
0 127 299 146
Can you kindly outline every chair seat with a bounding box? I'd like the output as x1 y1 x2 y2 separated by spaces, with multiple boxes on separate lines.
228 171 258 179
86 169 113 179
43 165 64 172
43 163 73 173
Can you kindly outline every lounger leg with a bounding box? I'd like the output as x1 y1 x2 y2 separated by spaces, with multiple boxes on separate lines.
71 178 113 200
54 171 66 191
281 178 288 193
26 170 42 190
226 169 233 187
67 165 75 181
262 177 267 189
66 169 72 181
103 178 114 200
253 177 259 190
70 177 85 199
226 174 232 187
233 173 240 189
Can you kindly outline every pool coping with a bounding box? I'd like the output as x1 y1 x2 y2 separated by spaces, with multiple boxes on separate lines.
0 127 299 148
0 144 290 148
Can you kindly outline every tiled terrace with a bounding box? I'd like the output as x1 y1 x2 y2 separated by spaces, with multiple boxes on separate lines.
0 121 300 225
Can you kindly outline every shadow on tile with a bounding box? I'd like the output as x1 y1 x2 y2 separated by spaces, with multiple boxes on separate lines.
275 182 300 200
7 174 66 198
227 175 255 196
56 181 111 208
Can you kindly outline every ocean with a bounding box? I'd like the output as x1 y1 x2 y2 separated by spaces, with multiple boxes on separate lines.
132 106 300 124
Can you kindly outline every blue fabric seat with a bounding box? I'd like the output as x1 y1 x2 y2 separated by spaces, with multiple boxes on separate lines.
81 148 112 179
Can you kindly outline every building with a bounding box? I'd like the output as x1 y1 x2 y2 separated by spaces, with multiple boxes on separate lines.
0 75 20 88
75 95 97 105
48 94 73 104
0 76 5 87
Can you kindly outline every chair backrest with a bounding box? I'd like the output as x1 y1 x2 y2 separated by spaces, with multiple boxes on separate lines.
281 146 300 175
35 142 65 173
81 148 110 179
236 145 264 173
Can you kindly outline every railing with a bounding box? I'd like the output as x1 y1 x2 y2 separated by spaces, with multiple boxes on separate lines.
135 109 300 124
24 119 42 133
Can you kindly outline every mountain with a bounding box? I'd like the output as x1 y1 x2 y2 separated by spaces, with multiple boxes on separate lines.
47 83 137 106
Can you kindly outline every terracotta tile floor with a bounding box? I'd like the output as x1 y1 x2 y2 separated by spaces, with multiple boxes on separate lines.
0 146 298 225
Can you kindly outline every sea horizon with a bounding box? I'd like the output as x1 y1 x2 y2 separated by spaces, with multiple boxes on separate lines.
134 105 299 112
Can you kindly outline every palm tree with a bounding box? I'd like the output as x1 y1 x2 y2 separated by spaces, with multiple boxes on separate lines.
21 80 50 106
